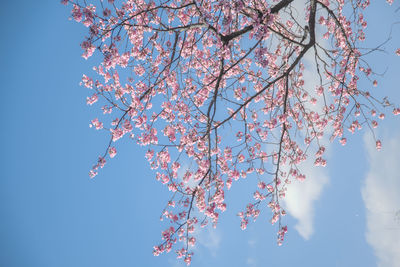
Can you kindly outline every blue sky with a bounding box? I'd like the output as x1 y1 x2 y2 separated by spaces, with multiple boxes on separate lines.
1 1 399 267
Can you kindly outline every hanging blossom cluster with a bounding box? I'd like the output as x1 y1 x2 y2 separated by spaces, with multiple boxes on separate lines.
63 0 399 264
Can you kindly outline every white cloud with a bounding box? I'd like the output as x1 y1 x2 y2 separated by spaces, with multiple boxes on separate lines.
283 159 329 239
247 238 257 247
195 226 221 257
362 133 400 267
246 257 257 267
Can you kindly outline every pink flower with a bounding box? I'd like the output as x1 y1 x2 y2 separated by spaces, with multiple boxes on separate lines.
102 105 112 114
396 48 400 56
81 74 93 88
316 86 324 95
226 178 232 190
123 120 133 132
240 219 248 230
188 237 196 247
145 149 154 161
86 93 98 105
81 41 95 60
134 65 146 76
266 184 274 192
296 174 306 182
90 118 103 130
111 128 124 141
89 169 97 178
258 182 266 189
340 137 347 146
71 5 82 22
184 255 192 266
271 212 280 225
376 140 382 150
109 147 117 158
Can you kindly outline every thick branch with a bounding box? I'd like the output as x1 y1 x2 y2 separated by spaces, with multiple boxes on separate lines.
221 0 294 43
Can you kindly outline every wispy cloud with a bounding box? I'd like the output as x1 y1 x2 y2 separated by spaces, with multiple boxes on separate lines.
362 133 400 267
247 238 257 247
283 159 329 239
196 226 221 257
246 257 258 267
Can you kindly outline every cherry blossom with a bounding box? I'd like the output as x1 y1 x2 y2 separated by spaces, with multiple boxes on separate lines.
109 147 117 158
376 140 382 151
64 0 400 264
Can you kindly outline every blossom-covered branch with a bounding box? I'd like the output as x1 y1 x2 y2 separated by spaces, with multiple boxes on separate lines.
64 0 399 264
